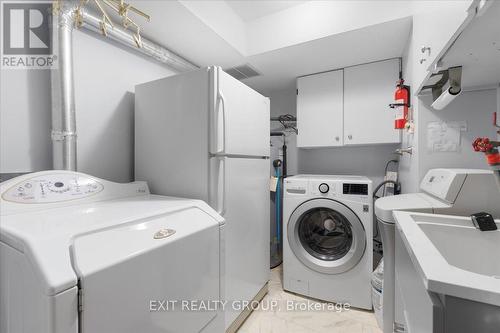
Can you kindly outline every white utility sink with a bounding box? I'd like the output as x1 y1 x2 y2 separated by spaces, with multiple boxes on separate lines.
394 211 500 307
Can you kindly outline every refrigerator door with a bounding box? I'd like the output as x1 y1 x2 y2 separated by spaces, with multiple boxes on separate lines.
210 156 270 329
210 67 270 157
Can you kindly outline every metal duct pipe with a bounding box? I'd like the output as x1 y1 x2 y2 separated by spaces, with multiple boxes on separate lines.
51 4 198 170
79 8 197 72
51 2 77 170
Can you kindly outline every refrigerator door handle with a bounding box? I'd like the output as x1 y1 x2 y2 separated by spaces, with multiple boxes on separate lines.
216 91 227 154
216 156 227 216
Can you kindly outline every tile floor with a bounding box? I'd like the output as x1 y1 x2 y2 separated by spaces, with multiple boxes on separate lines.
237 265 382 333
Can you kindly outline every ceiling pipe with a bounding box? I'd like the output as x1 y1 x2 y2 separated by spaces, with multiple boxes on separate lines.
51 2 198 171
79 8 197 72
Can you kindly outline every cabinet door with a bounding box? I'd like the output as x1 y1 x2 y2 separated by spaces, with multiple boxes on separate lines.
297 70 343 148
344 59 400 145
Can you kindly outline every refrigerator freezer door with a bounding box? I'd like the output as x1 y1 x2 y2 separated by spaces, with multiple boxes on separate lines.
211 156 270 329
210 68 270 157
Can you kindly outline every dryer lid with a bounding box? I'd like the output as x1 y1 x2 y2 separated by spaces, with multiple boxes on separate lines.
72 208 221 333
374 193 450 224
0 195 223 296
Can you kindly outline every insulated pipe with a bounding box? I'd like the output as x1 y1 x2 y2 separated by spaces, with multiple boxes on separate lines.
51 3 77 170
51 3 198 170
80 8 197 72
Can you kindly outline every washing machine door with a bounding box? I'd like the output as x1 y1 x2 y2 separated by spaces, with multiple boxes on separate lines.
288 198 366 274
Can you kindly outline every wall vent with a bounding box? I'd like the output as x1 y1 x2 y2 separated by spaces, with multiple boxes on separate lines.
224 64 260 80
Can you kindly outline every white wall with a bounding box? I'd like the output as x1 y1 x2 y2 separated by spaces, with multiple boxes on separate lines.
179 0 247 55
399 88 498 193
73 30 175 182
0 69 52 172
397 0 496 193
497 85 500 141
0 29 175 182
398 23 421 193
418 89 498 175
269 89 400 188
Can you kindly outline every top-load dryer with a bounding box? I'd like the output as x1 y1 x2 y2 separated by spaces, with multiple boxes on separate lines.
0 171 224 333
375 168 500 333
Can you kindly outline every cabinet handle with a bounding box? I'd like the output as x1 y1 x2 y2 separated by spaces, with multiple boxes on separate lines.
419 58 426 64
335 136 340 141
421 46 431 56
348 135 352 140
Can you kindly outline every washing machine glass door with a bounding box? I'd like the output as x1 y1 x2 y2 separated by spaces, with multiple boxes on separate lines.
288 199 366 274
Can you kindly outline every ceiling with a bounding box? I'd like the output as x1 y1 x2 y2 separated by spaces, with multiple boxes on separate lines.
242 17 412 93
94 1 412 95
225 0 309 22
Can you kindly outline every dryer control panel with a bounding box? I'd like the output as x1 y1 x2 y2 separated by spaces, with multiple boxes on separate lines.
2 174 104 203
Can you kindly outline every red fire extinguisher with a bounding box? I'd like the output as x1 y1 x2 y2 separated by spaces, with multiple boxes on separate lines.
389 79 411 129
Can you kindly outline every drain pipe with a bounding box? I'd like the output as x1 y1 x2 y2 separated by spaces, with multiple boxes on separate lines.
51 2 198 170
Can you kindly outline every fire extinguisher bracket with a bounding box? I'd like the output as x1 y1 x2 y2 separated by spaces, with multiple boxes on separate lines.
389 102 408 108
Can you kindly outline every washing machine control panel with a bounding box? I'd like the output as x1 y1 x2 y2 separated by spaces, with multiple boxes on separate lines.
310 181 337 196
2 174 104 203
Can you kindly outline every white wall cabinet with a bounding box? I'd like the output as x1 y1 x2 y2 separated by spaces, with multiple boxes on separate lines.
344 59 400 145
297 59 400 148
297 69 343 148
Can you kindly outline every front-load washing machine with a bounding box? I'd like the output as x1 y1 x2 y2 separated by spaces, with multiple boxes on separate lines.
0 171 225 333
283 175 373 309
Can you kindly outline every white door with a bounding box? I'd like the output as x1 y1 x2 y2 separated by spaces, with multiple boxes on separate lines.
210 67 270 157
287 198 366 274
343 59 401 145
72 209 222 333
297 69 344 148
212 156 269 329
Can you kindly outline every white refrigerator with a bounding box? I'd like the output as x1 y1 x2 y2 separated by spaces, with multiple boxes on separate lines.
135 66 270 331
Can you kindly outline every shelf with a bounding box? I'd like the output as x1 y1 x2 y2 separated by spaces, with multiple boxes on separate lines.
439 0 500 90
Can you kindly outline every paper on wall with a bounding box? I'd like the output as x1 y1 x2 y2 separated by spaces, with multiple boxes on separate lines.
427 121 467 152
270 177 278 192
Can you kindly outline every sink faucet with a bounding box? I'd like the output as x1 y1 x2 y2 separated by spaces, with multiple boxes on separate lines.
394 146 413 155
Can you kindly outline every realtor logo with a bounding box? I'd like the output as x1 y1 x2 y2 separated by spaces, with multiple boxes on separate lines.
1 1 56 69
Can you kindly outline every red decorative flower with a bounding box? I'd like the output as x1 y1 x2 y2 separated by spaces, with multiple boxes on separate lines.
472 137 494 153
